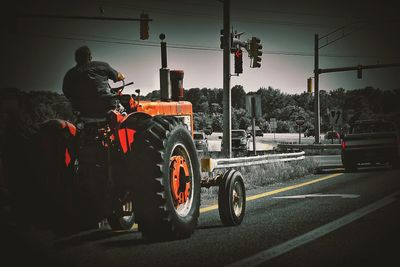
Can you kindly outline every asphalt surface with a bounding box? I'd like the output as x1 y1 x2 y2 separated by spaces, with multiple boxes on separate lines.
1 163 399 267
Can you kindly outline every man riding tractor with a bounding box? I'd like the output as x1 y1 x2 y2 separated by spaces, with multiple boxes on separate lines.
63 46 126 118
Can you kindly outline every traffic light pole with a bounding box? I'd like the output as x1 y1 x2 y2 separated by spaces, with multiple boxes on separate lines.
314 34 321 144
314 26 400 144
251 97 257 156
222 0 232 158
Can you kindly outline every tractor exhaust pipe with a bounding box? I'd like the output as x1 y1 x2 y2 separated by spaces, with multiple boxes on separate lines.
159 33 171 101
160 69 171 101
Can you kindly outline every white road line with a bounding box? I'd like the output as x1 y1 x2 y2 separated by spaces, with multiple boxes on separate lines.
273 193 360 199
226 191 399 267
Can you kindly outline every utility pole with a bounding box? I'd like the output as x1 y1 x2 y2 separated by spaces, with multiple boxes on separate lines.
251 97 257 156
222 0 232 158
314 34 321 144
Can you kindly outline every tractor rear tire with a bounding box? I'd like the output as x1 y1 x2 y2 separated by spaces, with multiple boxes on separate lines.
124 116 201 240
218 170 246 226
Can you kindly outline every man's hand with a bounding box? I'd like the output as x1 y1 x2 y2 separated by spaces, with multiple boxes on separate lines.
117 72 125 81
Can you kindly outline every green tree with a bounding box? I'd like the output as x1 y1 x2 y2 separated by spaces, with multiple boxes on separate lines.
257 86 295 117
231 85 246 109
276 120 294 133
198 101 209 114
293 92 313 112
232 108 249 129
185 88 203 112
144 90 160 100
211 113 223 132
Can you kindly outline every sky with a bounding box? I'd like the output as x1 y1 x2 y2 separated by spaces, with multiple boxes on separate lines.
1 0 400 95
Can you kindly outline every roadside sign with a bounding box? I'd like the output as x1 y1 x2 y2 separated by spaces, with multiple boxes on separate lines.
245 94 262 118
328 108 342 126
295 116 305 126
270 118 277 141
270 118 277 130
295 116 305 144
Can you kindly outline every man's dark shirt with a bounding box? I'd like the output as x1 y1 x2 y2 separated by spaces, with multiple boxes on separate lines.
62 61 119 117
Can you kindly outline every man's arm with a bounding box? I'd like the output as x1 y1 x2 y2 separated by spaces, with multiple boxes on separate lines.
117 72 125 81
104 62 124 82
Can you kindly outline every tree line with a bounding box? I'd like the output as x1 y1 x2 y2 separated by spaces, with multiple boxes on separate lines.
1 86 399 138
146 85 400 133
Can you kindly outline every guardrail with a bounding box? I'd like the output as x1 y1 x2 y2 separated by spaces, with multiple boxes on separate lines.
201 151 305 172
277 144 341 150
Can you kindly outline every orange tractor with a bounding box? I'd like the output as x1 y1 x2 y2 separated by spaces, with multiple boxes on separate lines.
5 35 245 239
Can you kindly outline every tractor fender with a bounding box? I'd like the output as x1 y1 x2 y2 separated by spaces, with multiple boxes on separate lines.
116 112 152 154
120 112 153 126
36 119 77 168
40 119 77 137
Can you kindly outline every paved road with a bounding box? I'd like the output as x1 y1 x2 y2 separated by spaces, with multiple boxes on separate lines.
2 165 399 267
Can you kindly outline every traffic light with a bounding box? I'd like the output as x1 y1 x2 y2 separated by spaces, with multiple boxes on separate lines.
307 78 313 93
219 29 233 50
357 65 362 79
140 13 149 40
234 49 243 74
250 37 262 68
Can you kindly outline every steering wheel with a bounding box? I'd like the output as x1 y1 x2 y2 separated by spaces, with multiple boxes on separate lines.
110 80 134 95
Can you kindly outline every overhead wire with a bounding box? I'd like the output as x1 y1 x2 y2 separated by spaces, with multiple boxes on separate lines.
31 31 397 60
17 0 400 61
99 2 338 29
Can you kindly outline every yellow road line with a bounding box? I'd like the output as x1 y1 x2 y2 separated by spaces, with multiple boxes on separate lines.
199 173 343 214
200 204 219 213
114 173 343 232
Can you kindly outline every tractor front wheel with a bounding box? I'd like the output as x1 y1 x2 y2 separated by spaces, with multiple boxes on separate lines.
218 170 246 226
108 193 135 231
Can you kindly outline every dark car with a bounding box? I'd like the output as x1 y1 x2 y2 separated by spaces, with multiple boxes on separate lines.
221 130 249 156
341 120 400 170
193 131 208 153
246 126 263 137
304 128 315 137
324 131 340 140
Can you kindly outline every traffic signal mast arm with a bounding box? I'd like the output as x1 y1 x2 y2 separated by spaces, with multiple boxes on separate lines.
20 13 152 40
232 37 247 50
22 14 152 22
318 62 400 75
